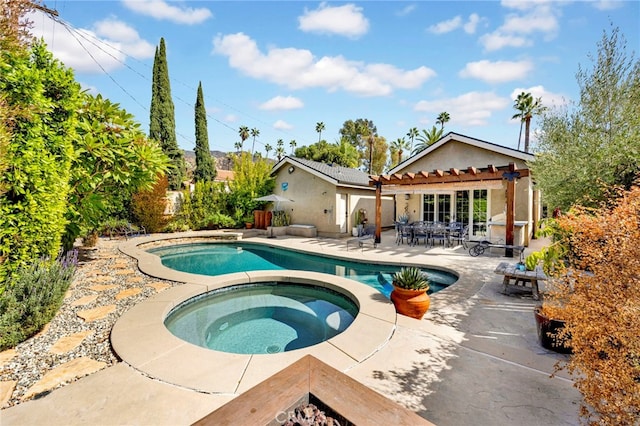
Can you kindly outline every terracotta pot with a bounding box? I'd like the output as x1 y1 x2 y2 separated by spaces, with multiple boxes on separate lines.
245 223 253 229
534 306 572 354
390 286 430 319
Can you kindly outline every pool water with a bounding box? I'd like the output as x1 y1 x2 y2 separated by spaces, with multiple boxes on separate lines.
149 243 457 297
164 283 358 354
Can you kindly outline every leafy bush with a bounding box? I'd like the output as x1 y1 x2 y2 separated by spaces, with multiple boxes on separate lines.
98 218 131 237
0 250 77 351
542 186 640 424
0 40 81 282
132 174 168 233
163 217 190 233
178 181 234 230
228 152 275 225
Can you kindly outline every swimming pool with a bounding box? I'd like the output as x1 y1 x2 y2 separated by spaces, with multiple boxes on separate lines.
164 282 359 354
148 242 458 297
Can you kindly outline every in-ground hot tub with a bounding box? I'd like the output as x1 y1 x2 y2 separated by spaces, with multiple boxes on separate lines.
110 270 396 394
164 282 358 354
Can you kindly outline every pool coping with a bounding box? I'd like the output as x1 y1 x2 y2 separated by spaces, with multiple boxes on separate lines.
114 233 398 394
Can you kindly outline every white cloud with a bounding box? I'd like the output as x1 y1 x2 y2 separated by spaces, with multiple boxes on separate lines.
93 18 155 58
224 114 238 123
298 2 369 38
28 12 154 73
427 16 462 34
122 0 212 25
463 13 482 34
259 96 304 111
479 1 562 51
273 120 293 130
479 31 531 51
459 60 533 84
212 32 435 97
428 14 483 35
592 0 624 10
414 92 510 126
396 4 417 17
500 9 559 36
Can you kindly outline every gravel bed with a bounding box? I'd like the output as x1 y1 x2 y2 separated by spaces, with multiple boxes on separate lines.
0 238 181 408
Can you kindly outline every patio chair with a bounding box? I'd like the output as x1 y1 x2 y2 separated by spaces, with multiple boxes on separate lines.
397 224 414 246
430 222 449 247
347 225 377 251
412 223 429 246
449 223 467 246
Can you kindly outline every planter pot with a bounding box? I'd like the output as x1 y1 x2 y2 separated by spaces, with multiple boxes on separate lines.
534 306 572 354
253 210 265 229
245 223 253 229
390 286 430 319
352 227 359 237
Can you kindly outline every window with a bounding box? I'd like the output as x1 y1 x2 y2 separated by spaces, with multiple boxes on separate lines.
423 194 435 222
472 189 488 237
438 194 451 222
455 190 469 224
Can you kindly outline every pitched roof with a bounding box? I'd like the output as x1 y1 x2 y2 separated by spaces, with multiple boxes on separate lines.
272 156 371 188
388 131 535 174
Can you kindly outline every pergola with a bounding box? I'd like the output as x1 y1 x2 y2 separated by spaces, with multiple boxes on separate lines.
370 163 529 257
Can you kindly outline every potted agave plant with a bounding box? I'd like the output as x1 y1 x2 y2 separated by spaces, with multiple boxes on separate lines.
390 267 431 319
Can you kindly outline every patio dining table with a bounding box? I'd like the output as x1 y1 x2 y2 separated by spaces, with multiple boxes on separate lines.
396 222 463 247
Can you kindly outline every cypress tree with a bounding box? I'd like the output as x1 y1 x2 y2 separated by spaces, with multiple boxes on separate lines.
194 82 216 182
149 38 185 190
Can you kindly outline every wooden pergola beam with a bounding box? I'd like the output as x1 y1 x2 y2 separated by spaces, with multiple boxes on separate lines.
369 164 528 187
370 162 528 258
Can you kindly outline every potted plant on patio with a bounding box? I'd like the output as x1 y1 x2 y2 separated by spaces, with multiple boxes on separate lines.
528 225 572 354
390 267 431 319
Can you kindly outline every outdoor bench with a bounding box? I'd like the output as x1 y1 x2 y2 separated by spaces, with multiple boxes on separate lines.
494 261 547 300
286 224 317 238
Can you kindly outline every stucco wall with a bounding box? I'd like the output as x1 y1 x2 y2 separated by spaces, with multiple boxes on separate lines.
392 139 536 245
405 141 530 173
272 165 393 237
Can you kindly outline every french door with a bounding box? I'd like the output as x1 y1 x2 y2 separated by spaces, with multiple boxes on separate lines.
423 189 488 239
422 194 452 223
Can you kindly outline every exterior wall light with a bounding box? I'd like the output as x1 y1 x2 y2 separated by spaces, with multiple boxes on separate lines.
288 166 295 174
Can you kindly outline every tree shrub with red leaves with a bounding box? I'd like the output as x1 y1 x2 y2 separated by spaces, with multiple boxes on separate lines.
548 186 640 424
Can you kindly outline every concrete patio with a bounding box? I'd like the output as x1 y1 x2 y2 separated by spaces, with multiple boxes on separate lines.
0 230 581 425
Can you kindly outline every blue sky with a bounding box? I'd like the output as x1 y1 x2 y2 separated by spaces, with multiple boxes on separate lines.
29 1 639 157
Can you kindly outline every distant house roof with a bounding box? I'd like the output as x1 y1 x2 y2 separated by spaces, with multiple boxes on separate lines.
272 156 372 188
388 131 535 174
215 169 234 181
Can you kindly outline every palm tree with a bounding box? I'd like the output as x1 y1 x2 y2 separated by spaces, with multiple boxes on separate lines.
315 122 325 142
264 143 272 159
276 139 285 161
233 141 242 152
250 127 260 154
436 112 450 130
367 134 375 174
406 127 418 155
390 137 409 164
238 125 249 152
413 126 443 155
289 139 296 154
512 92 545 152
